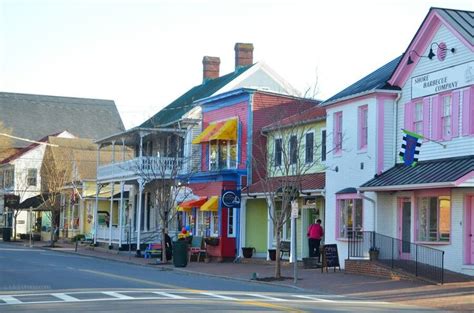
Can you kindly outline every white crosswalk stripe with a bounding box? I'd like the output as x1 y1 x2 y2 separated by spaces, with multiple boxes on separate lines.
0 296 22 304
247 294 288 301
51 293 80 302
293 295 335 302
200 292 238 300
101 291 134 300
152 291 187 299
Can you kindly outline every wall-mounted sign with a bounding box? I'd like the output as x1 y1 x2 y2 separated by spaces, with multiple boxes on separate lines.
221 190 241 208
411 61 473 99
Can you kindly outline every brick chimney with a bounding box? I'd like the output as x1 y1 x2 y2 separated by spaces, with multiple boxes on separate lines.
234 43 254 70
202 56 220 83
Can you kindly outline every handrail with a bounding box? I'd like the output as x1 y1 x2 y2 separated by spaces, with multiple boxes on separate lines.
348 231 445 284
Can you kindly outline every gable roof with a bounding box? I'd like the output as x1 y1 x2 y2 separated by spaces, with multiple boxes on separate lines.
0 133 57 164
360 155 474 191
262 104 325 132
388 7 473 87
0 92 125 148
322 56 402 106
140 65 253 128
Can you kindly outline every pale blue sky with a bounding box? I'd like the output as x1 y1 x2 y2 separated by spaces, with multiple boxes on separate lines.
1 0 472 128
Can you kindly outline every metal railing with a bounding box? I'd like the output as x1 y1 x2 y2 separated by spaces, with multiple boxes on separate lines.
348 231 445 284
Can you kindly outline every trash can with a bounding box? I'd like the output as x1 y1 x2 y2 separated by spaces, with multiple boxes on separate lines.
173 240 188 267
2 228 12 242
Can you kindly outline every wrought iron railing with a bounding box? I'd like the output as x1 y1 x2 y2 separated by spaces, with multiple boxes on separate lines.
348 231 445 284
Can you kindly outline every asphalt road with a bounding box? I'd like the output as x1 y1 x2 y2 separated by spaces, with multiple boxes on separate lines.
0 242 440 312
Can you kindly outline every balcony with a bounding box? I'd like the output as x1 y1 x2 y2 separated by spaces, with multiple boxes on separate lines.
97 156 185 182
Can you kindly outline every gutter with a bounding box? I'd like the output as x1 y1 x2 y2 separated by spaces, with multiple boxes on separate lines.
321 89 401 108
359 182 455 192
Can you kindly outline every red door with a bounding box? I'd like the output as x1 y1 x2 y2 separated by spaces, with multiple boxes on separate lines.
468 197 474 264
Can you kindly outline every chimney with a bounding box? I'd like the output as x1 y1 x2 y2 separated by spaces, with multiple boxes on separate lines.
202 56 220 83
234 43 254 70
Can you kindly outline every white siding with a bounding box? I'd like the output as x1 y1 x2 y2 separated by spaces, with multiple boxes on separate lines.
376 192 396 238
383 99 396 171
396 24 474 161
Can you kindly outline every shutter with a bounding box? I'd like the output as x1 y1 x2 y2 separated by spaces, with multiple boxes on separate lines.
404 102 413 131
432 96 441 140
462 87 473 136
451 91 460 138
422 98 430 138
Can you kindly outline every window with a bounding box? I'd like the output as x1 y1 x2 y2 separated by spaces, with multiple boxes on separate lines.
209 140 237 171
417 196 450 242
337 197 363 239
441 95 452 139
413 102 423 135
333 112 343 153
227 208 236 237
289 136 297 165
274 138 282 167
305 132 314 164
3 168 14 189
27 168 37 187
358 106 368 149
321 130 326 161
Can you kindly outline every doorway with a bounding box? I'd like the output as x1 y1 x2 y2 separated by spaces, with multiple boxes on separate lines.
398 198 411 258
466 196 474 265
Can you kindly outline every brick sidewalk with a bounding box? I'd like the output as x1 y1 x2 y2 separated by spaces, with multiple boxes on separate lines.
10 240 474 312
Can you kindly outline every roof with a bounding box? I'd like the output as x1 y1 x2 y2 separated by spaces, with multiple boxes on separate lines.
246 173 325 194
336 187 358 194
360 156 474 191
433 7 473 46
0 133 56 164
263 104 325 132
18 194 48 209
322 56 402 105
0 92 125 148
140 65 253 128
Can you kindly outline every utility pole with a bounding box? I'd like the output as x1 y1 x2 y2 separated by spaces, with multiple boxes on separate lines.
291 200 298 285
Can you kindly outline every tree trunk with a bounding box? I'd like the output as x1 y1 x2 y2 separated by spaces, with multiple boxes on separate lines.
13 214 17 241
161 227 167 264
275 228 281 279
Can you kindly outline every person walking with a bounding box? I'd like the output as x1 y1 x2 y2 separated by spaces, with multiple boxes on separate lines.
307 219 324 259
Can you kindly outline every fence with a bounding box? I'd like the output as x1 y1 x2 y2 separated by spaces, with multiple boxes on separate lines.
348 231 445 284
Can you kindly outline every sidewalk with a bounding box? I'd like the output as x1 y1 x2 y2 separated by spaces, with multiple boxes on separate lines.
11 240 474 312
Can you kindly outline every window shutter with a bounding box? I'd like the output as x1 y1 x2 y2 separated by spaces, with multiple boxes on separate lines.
462 87 473 136
451 91 460 138
404 102 413 131
432 96 441 140
422 98 430 138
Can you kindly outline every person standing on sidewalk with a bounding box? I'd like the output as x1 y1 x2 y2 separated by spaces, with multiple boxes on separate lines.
307 219 324 259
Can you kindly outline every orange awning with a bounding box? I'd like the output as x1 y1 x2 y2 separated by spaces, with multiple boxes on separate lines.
192 119 237 144
177 196 207 211
200 196 219 212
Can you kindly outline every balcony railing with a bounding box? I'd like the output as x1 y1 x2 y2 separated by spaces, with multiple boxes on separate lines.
97 156 185 181
348 231 445 284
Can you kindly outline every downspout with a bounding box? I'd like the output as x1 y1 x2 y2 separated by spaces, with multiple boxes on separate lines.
357 190 376 233
393 92 402 165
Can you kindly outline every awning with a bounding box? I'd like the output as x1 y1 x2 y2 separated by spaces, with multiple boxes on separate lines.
192 119 237 144
200 196 219 212
177 196 207 212
359 156 474 191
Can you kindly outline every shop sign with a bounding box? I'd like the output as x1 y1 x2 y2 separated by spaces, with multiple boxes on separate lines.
411 61 474 99
4 194 19 209
221 190 241 208
291 200 299 219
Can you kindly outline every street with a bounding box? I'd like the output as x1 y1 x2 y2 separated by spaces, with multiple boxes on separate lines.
0 242 439 312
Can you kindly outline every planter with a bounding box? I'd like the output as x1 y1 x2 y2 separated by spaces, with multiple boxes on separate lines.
242 247 255 258
204 237 220 246
369 249 379 261
268 249 276 261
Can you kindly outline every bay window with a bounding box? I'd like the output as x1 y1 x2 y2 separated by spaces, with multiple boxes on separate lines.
209 140 237 170
417 195 450 242
337 197 363 239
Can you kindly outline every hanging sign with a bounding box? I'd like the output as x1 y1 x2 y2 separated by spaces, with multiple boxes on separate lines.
291 200 299 219
411 61 473 99
221 190 241 208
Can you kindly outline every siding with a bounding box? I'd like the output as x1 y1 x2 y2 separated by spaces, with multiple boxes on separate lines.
383 99 396 171
245 198 268 253
396 24 474 161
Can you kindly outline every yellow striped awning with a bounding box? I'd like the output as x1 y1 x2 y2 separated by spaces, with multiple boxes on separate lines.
200 196 219 212
192 119 237 144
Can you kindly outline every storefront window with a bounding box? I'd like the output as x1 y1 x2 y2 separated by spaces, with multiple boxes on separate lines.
417 196 450 242
209 140 237 170
337 197 363 239
211 211 219 237
227 208 236 237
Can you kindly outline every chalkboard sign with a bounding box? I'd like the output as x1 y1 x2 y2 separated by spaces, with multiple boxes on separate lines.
321 244 340 272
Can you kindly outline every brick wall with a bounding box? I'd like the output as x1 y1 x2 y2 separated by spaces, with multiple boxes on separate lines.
345 259 416 281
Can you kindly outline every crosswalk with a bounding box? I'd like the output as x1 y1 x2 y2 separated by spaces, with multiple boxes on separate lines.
0 289 368 306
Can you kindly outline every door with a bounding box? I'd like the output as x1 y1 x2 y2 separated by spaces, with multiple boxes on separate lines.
398 198 411 258
469 197 474 264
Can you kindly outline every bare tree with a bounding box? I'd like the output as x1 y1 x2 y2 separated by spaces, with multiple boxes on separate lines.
253 106 326 279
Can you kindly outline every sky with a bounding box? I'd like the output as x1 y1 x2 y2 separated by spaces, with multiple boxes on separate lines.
1 0 472 129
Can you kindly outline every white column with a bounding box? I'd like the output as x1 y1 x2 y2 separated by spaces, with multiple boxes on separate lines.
238 198 247 258
136 178 144 256
266 197 274 261
108 182 114 248
118 181 124 247
94 145 101 244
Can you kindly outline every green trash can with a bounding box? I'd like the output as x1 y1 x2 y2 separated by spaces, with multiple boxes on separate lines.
173 240 188 267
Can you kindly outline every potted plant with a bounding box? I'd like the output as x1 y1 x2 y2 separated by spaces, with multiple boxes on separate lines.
204 237 220 246
242 247 256 258
369 247 379 261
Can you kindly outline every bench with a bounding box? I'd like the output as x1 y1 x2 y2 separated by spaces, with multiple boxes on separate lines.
144 243 162 259
280 241 290 259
